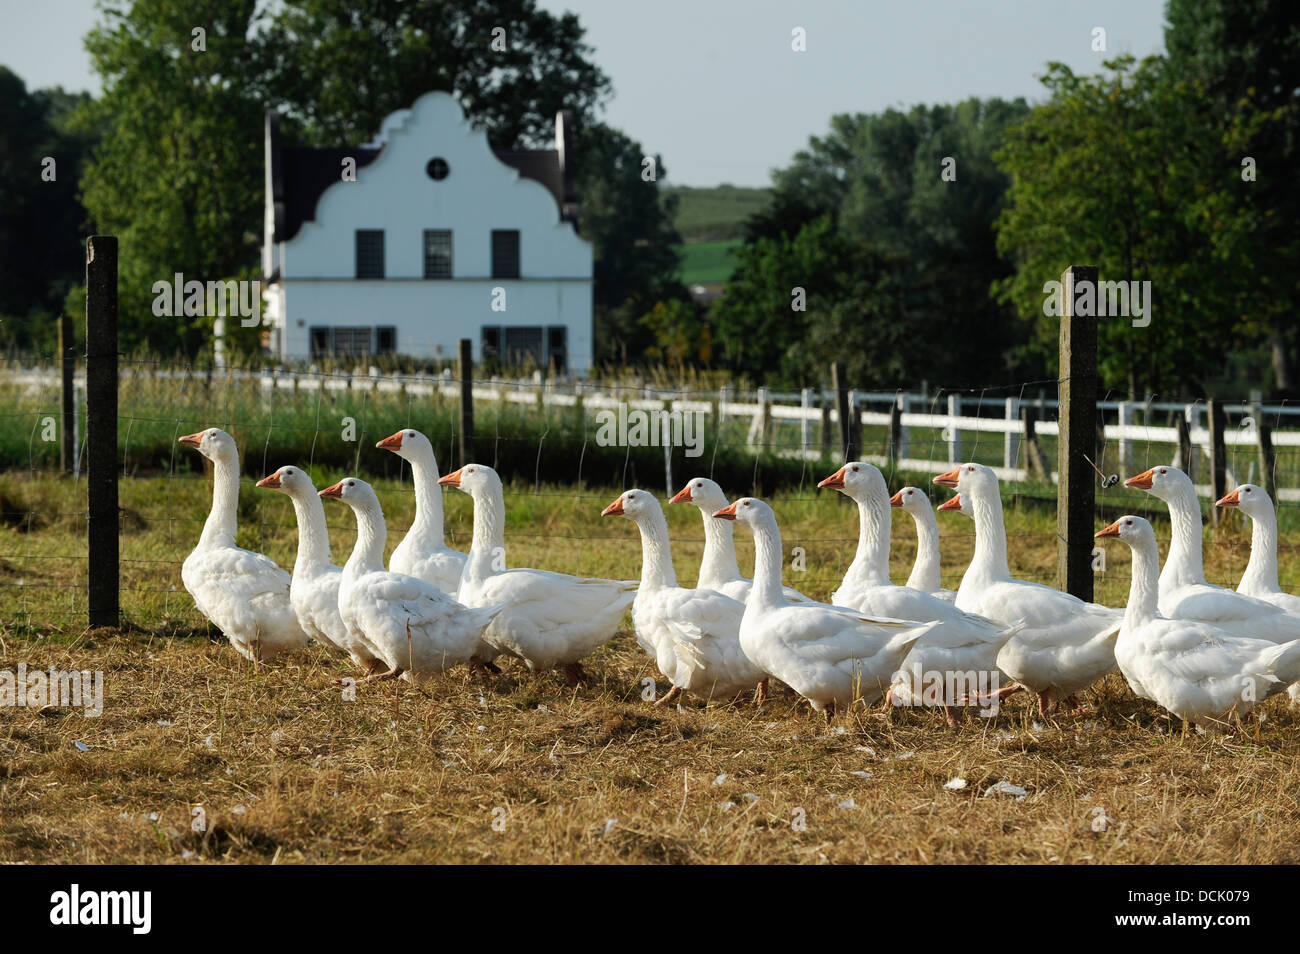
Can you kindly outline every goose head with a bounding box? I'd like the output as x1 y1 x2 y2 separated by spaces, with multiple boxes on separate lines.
178 427 237 464
601 488 659 521
890 486 930 515
936 493 972 519
438 462 502 498
818 461 888 504
319 476 380 511
1216 482 1272 519
1095 514 1156 549
670 476 728 513
1123 465 1191 501
712 496 772 531
256 465 315 497
376 428 435 465
934 462 999 506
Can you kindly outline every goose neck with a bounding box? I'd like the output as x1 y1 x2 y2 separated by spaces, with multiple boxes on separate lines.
843 496 892 587
1161 488 1205 586
968 487 1010 581
465 485 506 581
346 502 387 575
289 490 333 574
633 508 678 591
906 506 942 592
1124 535 1162 627
407 454 446 541
749 517 786 607
1240 505 1280 594
199 453 240 549
698 507 743 587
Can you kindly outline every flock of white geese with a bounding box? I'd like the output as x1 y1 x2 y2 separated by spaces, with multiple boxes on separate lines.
178 426 1300 732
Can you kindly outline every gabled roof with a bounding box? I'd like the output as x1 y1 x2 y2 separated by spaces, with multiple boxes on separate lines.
265 105 578 244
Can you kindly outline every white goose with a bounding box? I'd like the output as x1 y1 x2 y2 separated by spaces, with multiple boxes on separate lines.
890 485 957 602
1124 467 1300 646
440 464 636 682
819 463 1018 725
605 489 765 706
1096 515 1300 727
936 463 1121 715
376 428 467 593
1216 484 1300 613
256 465 382 671
718 496 938 718
669 476 810 603
179 428 308 662
320 477 501 684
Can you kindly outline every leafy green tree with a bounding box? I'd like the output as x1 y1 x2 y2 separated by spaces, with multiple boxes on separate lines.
993 56 1238 396
0 69 97 353
257 0 610 150
77 0 266 356
1164 0 1300 396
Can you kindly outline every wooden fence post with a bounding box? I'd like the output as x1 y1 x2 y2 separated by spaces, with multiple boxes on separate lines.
458 338 474 466
1021 404 1049 479
1173 411 1193 477
1003 396 1021 472
831 362 853 461
888 398 902 466
1116 400 1134 476
1258 418 1277 502
59 312 75 475
1208 399 1228 523
1057 264 1098 601
800 388 812 457
86 236 119 628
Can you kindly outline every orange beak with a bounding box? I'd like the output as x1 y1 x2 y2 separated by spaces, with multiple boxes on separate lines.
438 467 463 487
601 496 625 517
1124 469 1155 490
256 472 281 489
1216 489 1240 508
319 481 344 499
670 485 692 504
937 495 962 512
1095 520 1122 539
178 430 204 447
376 431 404 451
817 467 847 490
713 502 738 521
934 467 961 488
889 490 904 508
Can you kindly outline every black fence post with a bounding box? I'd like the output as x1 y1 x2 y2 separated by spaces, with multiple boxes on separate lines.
59 312 75 475
1057 264 1098 602
86 236 119 628
831 361 854 461
458 338 474 467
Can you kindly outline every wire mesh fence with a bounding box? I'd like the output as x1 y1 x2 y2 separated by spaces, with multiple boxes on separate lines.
2 352 1298 635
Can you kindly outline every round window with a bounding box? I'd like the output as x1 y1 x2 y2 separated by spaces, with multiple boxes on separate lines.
426 157 449 180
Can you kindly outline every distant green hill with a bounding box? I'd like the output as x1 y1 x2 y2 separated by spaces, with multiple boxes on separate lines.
677 239 742 286
663 184 771 243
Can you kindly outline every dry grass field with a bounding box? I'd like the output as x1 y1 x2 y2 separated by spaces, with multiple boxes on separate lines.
3 472 1300 864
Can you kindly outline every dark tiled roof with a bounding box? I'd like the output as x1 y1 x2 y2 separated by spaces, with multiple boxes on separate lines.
265 109 577 245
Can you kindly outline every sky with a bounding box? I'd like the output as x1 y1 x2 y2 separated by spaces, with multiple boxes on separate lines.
2 0 1169 186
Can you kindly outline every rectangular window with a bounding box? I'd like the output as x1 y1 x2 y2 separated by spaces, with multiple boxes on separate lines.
491 229 520 279
481 326 502 361
355 230 385 279
375 326 396 355
423 229 452 279
547 325 568 374
309 326 331 358
333 326 372 356
503 326 543 366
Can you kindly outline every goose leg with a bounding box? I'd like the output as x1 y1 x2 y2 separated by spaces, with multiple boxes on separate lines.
943 703 960 728
562 662 588 687
654 685 682 707
469 657 502 677
1037 691 1057 718
359 666 404 684
753 678 769 706
822 701 836 723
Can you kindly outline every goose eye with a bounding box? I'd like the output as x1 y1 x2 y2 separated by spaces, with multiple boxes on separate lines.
1125 520 1132 525
1159 468 1167 474
1245 488 1252 493
967 466 974 472
851 465 859 472
743 501 751 507
347 480 355 487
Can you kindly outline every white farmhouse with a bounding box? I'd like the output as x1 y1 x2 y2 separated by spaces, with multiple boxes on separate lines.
262 91 592 372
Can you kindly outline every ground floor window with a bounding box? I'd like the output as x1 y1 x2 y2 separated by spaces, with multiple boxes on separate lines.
308 325 397 358
481 324 568 371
